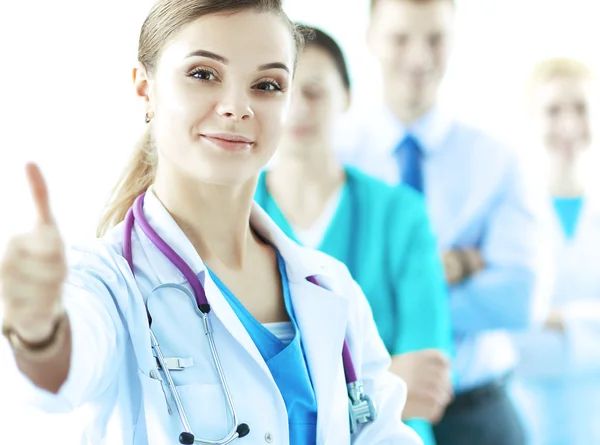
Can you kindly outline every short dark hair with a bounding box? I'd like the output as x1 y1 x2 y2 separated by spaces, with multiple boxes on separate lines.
296 24 351 91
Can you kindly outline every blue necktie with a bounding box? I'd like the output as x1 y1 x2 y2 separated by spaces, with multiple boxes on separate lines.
395 134 424 194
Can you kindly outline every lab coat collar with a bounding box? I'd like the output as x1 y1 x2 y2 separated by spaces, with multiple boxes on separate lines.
253 203 351 441
254 203 350 441
140 187 206 284
289 277 350 442
380 105 454 156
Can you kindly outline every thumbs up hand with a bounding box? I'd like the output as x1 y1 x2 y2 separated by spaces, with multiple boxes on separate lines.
0 163 67 343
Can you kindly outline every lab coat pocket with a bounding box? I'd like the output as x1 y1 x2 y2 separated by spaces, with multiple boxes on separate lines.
138 369 232 445
147 283 222 386
175 383 232 441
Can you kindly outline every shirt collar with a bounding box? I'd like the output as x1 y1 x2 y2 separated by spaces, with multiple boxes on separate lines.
382 105 453 155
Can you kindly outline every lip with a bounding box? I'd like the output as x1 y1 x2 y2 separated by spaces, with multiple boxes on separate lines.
200 133 255 151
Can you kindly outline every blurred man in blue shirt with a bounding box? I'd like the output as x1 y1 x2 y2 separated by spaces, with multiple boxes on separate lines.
336 1 550 444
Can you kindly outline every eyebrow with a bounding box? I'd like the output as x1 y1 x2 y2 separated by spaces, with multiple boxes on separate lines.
185 49 290 73
258 62 290 73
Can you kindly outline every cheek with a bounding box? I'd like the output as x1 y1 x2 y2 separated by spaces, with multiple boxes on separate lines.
434 45 449 67
577 117 590 136
386 49 404 68
321 99 340 127
541 123 557 143
155 76 214 122
373 39 399 66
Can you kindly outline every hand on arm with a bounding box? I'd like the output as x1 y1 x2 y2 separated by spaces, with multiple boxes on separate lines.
390 349 453 424
442 248 485 285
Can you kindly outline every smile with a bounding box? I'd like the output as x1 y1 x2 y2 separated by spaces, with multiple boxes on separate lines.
200 133 255 152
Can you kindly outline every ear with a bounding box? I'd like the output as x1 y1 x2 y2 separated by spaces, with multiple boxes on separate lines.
133 63 152 104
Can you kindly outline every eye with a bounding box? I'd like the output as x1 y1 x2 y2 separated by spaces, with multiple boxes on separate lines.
254 79 283 93
187 67 217 81
302 86 323 100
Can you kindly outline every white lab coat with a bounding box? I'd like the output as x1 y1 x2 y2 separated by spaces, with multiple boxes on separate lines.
510 187 600 445
1 189 421 445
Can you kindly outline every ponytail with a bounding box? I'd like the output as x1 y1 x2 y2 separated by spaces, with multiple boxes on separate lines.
97 127 157 237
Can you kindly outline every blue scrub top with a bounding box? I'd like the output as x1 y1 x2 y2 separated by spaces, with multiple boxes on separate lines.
552 197 584 239
207 252 318 445
256 167 453 445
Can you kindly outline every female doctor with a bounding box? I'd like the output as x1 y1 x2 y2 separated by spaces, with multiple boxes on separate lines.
255 25 453 445
0 1 421 444
510 58 600 445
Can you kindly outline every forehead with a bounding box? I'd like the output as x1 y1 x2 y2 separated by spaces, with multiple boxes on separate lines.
536 77 592 104
296 47 336 76
158 10 294 69
372 0 454 34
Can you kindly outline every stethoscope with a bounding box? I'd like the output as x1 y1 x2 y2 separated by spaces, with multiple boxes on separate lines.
122 193 377 444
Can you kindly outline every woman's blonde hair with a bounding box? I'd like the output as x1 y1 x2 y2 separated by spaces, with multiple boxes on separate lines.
527 57 594 94
97 0 303 237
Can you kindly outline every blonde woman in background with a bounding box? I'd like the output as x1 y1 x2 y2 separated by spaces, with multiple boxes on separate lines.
511 58 600 445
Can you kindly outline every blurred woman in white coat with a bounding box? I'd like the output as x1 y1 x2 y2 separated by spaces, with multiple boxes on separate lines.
0 1 420 444
510 58 600 445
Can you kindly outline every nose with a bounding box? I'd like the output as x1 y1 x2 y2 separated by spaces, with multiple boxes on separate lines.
216 86 254 121
556 111 584 139
404 39 433 72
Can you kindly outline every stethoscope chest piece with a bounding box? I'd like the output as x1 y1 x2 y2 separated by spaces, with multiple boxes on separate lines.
347 381 378 435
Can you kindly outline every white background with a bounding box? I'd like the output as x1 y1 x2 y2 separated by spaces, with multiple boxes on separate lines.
0 0 598 442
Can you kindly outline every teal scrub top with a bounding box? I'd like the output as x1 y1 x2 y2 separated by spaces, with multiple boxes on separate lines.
552 197 584 239
207 252 318 445
255 167 453 445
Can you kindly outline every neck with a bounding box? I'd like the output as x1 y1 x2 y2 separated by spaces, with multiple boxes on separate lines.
384 89 436 125
267 141 345 228
153 165 259 269
548 155 586 197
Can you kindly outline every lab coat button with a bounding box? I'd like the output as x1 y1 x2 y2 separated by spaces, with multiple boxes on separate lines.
265 432 273 443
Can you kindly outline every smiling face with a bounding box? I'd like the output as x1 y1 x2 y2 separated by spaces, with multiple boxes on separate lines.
134 9 296 186
532 76 593 163
368 0 454 114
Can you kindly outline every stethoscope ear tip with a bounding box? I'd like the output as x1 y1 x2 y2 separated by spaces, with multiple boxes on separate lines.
237 423 250 438
179 432 195 444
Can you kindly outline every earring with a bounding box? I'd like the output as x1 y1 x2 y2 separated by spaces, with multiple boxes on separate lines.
145 112 152 124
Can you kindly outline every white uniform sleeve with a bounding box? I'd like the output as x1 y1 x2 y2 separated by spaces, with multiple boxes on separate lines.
1 244 127 414
347 280 423 445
